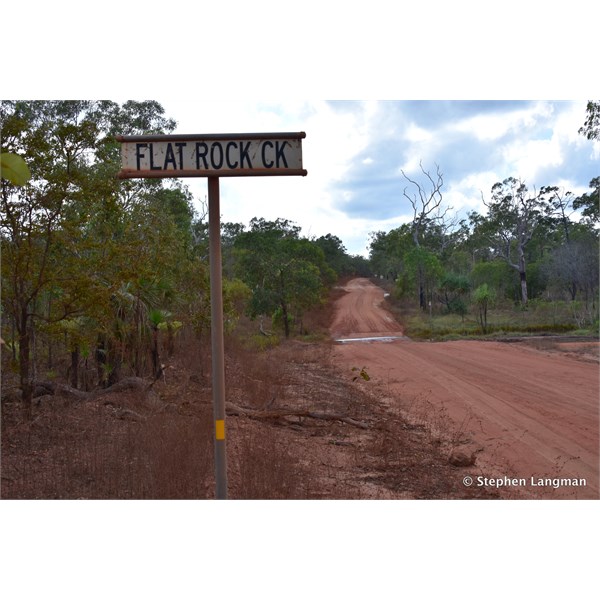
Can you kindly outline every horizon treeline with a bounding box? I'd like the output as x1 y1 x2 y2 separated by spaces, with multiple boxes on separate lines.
369 166 599 323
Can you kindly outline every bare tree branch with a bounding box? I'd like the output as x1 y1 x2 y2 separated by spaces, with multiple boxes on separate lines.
401 161 448 247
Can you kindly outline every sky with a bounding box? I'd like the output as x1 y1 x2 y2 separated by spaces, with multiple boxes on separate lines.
161 99 598 256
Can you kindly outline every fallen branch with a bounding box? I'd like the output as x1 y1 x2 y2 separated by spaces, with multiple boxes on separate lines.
225 401 370 430
32 377 157 401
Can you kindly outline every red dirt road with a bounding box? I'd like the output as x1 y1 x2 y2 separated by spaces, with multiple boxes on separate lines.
330 278 599 499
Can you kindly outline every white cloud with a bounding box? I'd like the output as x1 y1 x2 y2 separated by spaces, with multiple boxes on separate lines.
446 171 503 214
501 138 564 183
450 101 555 141
405 123 433 143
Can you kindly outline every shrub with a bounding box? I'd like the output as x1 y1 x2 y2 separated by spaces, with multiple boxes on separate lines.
473 284 495 334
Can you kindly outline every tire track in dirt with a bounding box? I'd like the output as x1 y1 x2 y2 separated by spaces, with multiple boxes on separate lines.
330 278 599 499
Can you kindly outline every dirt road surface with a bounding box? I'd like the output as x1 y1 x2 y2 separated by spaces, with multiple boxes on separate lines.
330 278 599 499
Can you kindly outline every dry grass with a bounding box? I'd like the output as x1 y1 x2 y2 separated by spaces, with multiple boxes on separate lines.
2 287 503 500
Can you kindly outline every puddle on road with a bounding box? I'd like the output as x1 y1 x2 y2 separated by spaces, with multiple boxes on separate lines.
334 335 408 344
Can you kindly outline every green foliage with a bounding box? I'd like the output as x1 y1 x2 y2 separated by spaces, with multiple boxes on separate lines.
369 225 413 280
471 261 516 300
351 366 370 382
313 233 370 277
439 272 470 315
573 177 600 223
399 246 443 302
578 101 600 141
473 283 495 334
244 333 281 351
223 278 252 333
314 234 349 275
447 297 468 317
233 218 333 337
473 283 495 303
0 100 196 406
149 308 171 329
370 167 597 331
0 152 31 185
469 177 556 304
157 320 182 332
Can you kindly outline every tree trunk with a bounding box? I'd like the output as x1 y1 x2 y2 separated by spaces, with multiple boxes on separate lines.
151 327 160 378
47 297 53 370
166 323 175 357
519 271 528 305
70 346 79 389
281 301 290 338
96 336 107 387
11 317 17 362
518 247 528 305
107 340 122 386
18 306 32 421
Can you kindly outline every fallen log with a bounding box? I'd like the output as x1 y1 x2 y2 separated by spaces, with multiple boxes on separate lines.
225 401 370 430
31 377 157 401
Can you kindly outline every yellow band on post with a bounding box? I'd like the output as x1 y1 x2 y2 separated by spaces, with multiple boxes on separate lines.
215 420 225 440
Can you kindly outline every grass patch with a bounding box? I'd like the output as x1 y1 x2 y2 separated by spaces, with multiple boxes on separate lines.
243 333 281 351
396 303 588 340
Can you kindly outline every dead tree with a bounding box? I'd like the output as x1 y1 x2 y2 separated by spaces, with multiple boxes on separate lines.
401 161 450 309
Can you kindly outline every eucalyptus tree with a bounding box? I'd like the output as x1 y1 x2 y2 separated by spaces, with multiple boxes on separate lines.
399 246 444 310
233 218 334 338
401 161 447 249
400 161 452 308
472 178 552 305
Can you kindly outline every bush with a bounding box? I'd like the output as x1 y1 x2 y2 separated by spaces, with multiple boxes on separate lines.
447 297 468 317
473 284 495 334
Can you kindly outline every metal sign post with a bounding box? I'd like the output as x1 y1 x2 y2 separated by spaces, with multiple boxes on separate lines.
207 176 227 498
117 132 306 499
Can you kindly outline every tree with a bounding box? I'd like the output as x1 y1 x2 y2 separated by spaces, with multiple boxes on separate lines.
1 101 102 418
314 233 351 276
573 177 600 223
0 100 180 419
400 247 444 309
401 161 447 248
368 225 413 281
401 161 450 308
474 177 548 305
473 284 495 334
470 261 517 301
234 218 333 338
438 272 471 316
578 101 600 141
544 229 599 310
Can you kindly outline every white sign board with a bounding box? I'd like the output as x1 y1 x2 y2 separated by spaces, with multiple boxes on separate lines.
116 132 306 178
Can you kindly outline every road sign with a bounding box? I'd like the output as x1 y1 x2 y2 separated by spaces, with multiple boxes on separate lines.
116 132 306 179
116 131 307 499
